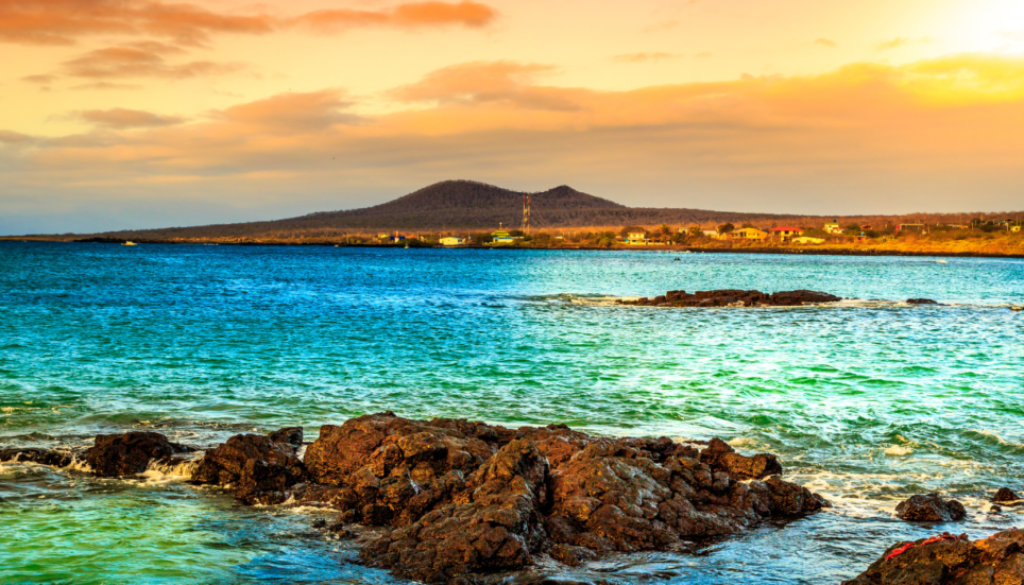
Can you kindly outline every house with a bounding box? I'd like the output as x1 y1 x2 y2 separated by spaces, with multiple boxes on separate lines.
491 230 515 244
627 232 648 245
732 227 768 241
895 223 926 234
389 235 406 242
769 227 804 241
823 220 844 234
702 230 721 239
860 225 873 231
792 237 825 245
439 237 464 246
377 233 390 239
1012 225 1022 233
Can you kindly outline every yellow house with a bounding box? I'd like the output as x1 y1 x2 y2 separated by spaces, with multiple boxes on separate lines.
627 232 648 245
491 230 515 244
732 227 768 241
769 227 805 241
823 220 845 234
439 237 464 246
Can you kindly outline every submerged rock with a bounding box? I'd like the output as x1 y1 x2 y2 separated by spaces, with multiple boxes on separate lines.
0 447 74 467
619 289 842 308
191 428 307 505
842 529 1024 585
994 487 1020 502
894 493 966 522
302 412 827 584
85 431 188 477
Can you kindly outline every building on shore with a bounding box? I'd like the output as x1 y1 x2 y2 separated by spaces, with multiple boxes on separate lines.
627 231 648 245
768 227 805 242
440 237 465 246
491 230 515 244
792 237 825 245
823 220 844 234
702 229 721 239
895 223 926 234
732 227 768 241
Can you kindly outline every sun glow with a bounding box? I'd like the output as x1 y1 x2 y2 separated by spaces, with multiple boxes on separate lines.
945 0 1024 53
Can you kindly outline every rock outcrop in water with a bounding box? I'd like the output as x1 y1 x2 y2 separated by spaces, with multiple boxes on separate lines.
993 487 1020 503
0 447 74 467
7 414 827 584
894 493 966 523
843 529 1024 585
619 289 842 308
296 413 827 583
85 431 191 477
191 428 306 505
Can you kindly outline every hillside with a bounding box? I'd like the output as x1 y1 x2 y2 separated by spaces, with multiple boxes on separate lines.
84 180 794 240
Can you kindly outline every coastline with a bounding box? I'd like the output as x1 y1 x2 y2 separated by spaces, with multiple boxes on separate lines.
3 237 1023 260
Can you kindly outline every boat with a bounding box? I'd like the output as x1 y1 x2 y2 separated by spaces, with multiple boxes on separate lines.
122 241 138 246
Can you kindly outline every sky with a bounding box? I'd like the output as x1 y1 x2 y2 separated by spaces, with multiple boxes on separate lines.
2 0 1024 234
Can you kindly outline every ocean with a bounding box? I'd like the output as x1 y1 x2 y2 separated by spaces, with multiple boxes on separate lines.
1 242 1023 584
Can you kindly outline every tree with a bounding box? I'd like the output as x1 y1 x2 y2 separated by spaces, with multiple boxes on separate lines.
532 232 553 246
718 223 735 234
846 223 862 233
688 226 702 237
659 224 671 236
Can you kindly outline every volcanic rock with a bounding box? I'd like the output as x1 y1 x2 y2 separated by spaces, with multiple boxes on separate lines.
85 431 186 477
191 429 307 505
994 487 1020 502
0 447 74 467
842 529 1024 585
907 298 940 305
620 289 842 308
894 493 966 522
302 413 827 583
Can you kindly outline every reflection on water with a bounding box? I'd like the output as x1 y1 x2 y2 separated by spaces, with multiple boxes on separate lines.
1 243 1023 583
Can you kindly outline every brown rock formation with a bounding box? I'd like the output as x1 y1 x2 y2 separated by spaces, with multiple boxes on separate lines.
620 289 842 308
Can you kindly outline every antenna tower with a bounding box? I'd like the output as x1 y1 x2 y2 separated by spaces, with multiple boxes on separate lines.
523 193 531 234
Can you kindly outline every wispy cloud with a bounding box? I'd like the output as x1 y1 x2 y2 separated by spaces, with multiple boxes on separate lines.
815 38 837 48
61 46 246 79
0 0 500 46
612 52 679 63
76 108 186 129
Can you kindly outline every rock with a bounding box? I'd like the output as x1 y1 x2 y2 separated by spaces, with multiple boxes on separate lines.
360 439 550 583
990 505 1003 514
894 493 966 522
907 298 940 305
619 289 841 308
268 427 303 451
698 438 782 480
344 413 827 583
191 428 307 505
84 431 186 477
994 487 1020 502
0 447 74 467
842 529 1024 585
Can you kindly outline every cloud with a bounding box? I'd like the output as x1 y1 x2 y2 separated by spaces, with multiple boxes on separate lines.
0 0 498 46
21 74 55 84
8 54 1024 220
292 1 496 34
217 89 363 132
61 46 245 79
0 0 275 46
388 61 580 111
877 37 910 50
71 81 144 91
77 108 186 129
612 52 678 63
815 38 837 48
0 130 33 144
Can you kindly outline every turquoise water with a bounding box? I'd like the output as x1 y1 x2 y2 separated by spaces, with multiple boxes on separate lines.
1 242 1023 584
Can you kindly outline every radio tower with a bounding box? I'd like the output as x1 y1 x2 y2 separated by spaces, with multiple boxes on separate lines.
522 193 531 234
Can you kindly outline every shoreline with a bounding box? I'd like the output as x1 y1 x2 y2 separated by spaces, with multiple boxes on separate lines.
3 237 1024 260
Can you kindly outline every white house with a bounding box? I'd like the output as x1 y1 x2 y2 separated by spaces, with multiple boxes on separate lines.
440 237 464 246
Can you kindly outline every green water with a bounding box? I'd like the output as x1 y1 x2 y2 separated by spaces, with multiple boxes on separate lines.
1 242 1023 583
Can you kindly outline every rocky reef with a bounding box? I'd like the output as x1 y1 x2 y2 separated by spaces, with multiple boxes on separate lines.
1 413 829 584
619 289 842 308
843 529 1024 585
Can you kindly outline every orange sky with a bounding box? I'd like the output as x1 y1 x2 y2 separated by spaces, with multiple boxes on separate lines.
2 0 1024 233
